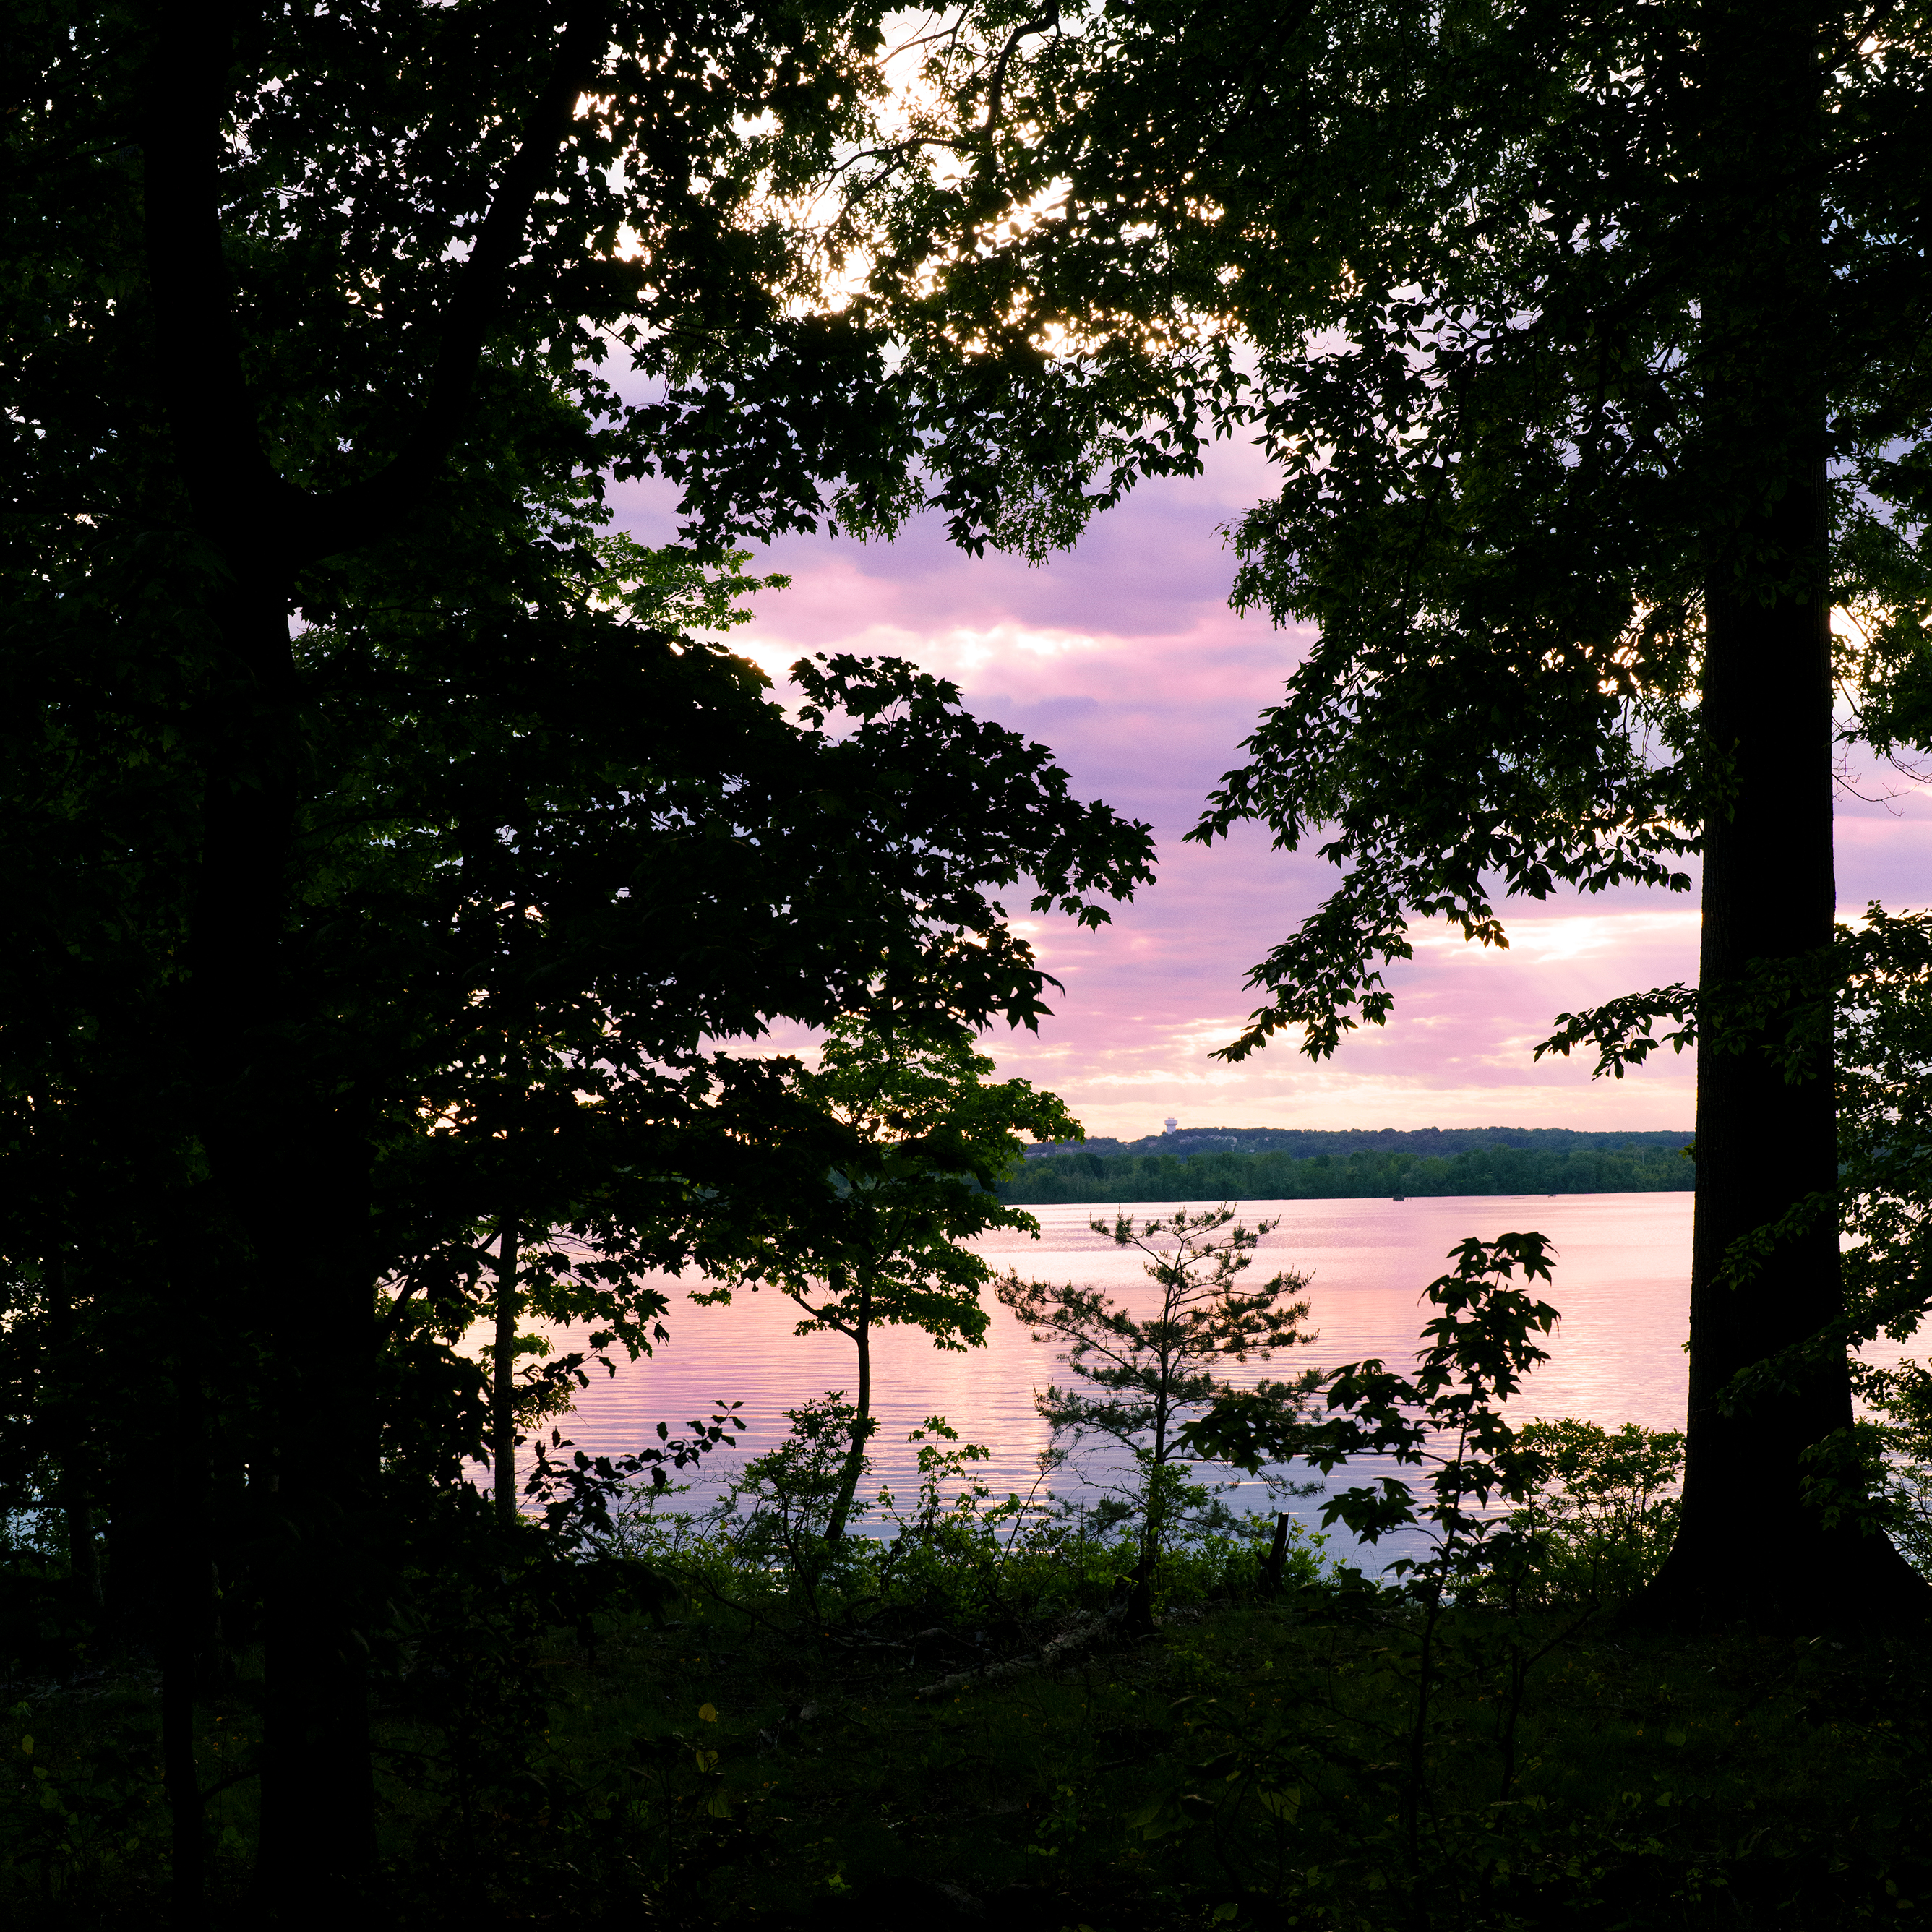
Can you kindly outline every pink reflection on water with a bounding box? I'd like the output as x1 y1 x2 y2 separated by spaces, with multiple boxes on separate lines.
544 1194 1693 1568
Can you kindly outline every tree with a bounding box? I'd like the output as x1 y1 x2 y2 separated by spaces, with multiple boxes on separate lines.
998 1206 1318 1630
816 0 1932 1625
360 541 785 1527
491 1222 523 1526
1505 1419 1686 1608
2 528 1152 1907
701 1016 1080 1549
4 4 920 1907
323 571 1154 1515
6 0 1182 1897
1598 906 1932 1570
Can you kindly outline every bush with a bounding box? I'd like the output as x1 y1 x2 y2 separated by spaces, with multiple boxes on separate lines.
1501 1417 1685 1605
603 1394 1337 1636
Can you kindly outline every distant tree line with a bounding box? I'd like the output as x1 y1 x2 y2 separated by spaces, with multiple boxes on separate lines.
1026 1125 1694 1162
998 1141 1694 1206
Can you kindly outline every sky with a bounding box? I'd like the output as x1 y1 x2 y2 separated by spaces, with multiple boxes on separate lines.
608 443 1932 1145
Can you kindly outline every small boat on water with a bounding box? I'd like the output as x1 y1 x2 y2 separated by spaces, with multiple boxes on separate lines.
1391 1193 1406 1201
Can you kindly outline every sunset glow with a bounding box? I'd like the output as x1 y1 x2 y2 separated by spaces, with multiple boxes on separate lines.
614 445 1932 1142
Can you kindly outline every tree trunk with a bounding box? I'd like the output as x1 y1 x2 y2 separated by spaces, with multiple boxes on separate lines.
1129 1331 1176 1634
1636 0 1927 1628
167 588 377 1912
62 1490 101 1616
162 1379 209 1927
1262 1511 1292 1594
122 14 602 1916
825 1288 873 1546
254 1111 379 1920
1125 1529 1158 1634
494 1222 521 1526
43 1247 103 1615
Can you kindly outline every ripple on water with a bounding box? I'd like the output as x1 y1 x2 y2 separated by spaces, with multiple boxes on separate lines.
520 1193 1701 1570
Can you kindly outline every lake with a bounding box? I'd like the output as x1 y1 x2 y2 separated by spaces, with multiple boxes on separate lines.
541 1192 1698 1568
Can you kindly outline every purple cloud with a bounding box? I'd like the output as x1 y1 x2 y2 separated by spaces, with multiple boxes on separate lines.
611 452 1932 1141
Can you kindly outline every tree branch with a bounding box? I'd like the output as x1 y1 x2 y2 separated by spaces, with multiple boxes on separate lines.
139 1 298 551
301 7 611 562
138 5 611 573
983 6 1057 142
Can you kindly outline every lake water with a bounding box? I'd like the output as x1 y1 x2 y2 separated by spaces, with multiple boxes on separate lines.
538 1193 1699 1568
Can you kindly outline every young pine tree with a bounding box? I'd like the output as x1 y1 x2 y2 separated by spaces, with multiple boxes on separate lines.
998 1206 1320 1630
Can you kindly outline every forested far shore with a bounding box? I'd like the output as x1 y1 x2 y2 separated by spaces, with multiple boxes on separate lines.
997 1139 1695 1205
1023 1123 1693 1161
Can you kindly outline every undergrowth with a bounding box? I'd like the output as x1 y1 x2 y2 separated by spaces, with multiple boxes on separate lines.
7 1509 1932 1930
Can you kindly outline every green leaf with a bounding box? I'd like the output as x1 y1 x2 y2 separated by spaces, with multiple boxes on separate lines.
1124 1795 1187 1840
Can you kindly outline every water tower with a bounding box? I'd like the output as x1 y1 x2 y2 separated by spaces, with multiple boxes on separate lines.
1162 1117 1177 1135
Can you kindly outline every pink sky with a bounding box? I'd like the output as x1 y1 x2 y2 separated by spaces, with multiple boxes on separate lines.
610 446 1932 1143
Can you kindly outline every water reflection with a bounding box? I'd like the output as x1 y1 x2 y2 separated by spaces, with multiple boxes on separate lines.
540 1193 1699 1569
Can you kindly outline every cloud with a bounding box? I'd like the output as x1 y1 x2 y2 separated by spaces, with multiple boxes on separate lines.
612 447 1926 1143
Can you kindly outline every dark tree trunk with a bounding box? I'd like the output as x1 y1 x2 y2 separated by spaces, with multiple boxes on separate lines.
192 644 383 1913
43 1248 103 1615
1261 1511 1292 1594
1636 0 1927 1628
129 16 604 1914
160 1636 205 1926
1638 458 1924 1625
494 1223 521 1525
1128 1336 1175 1636
253 1109 379 1918
161 1378 210 1928
61 1491 101 1616
163 571 380 1911
825 1284 873 1547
